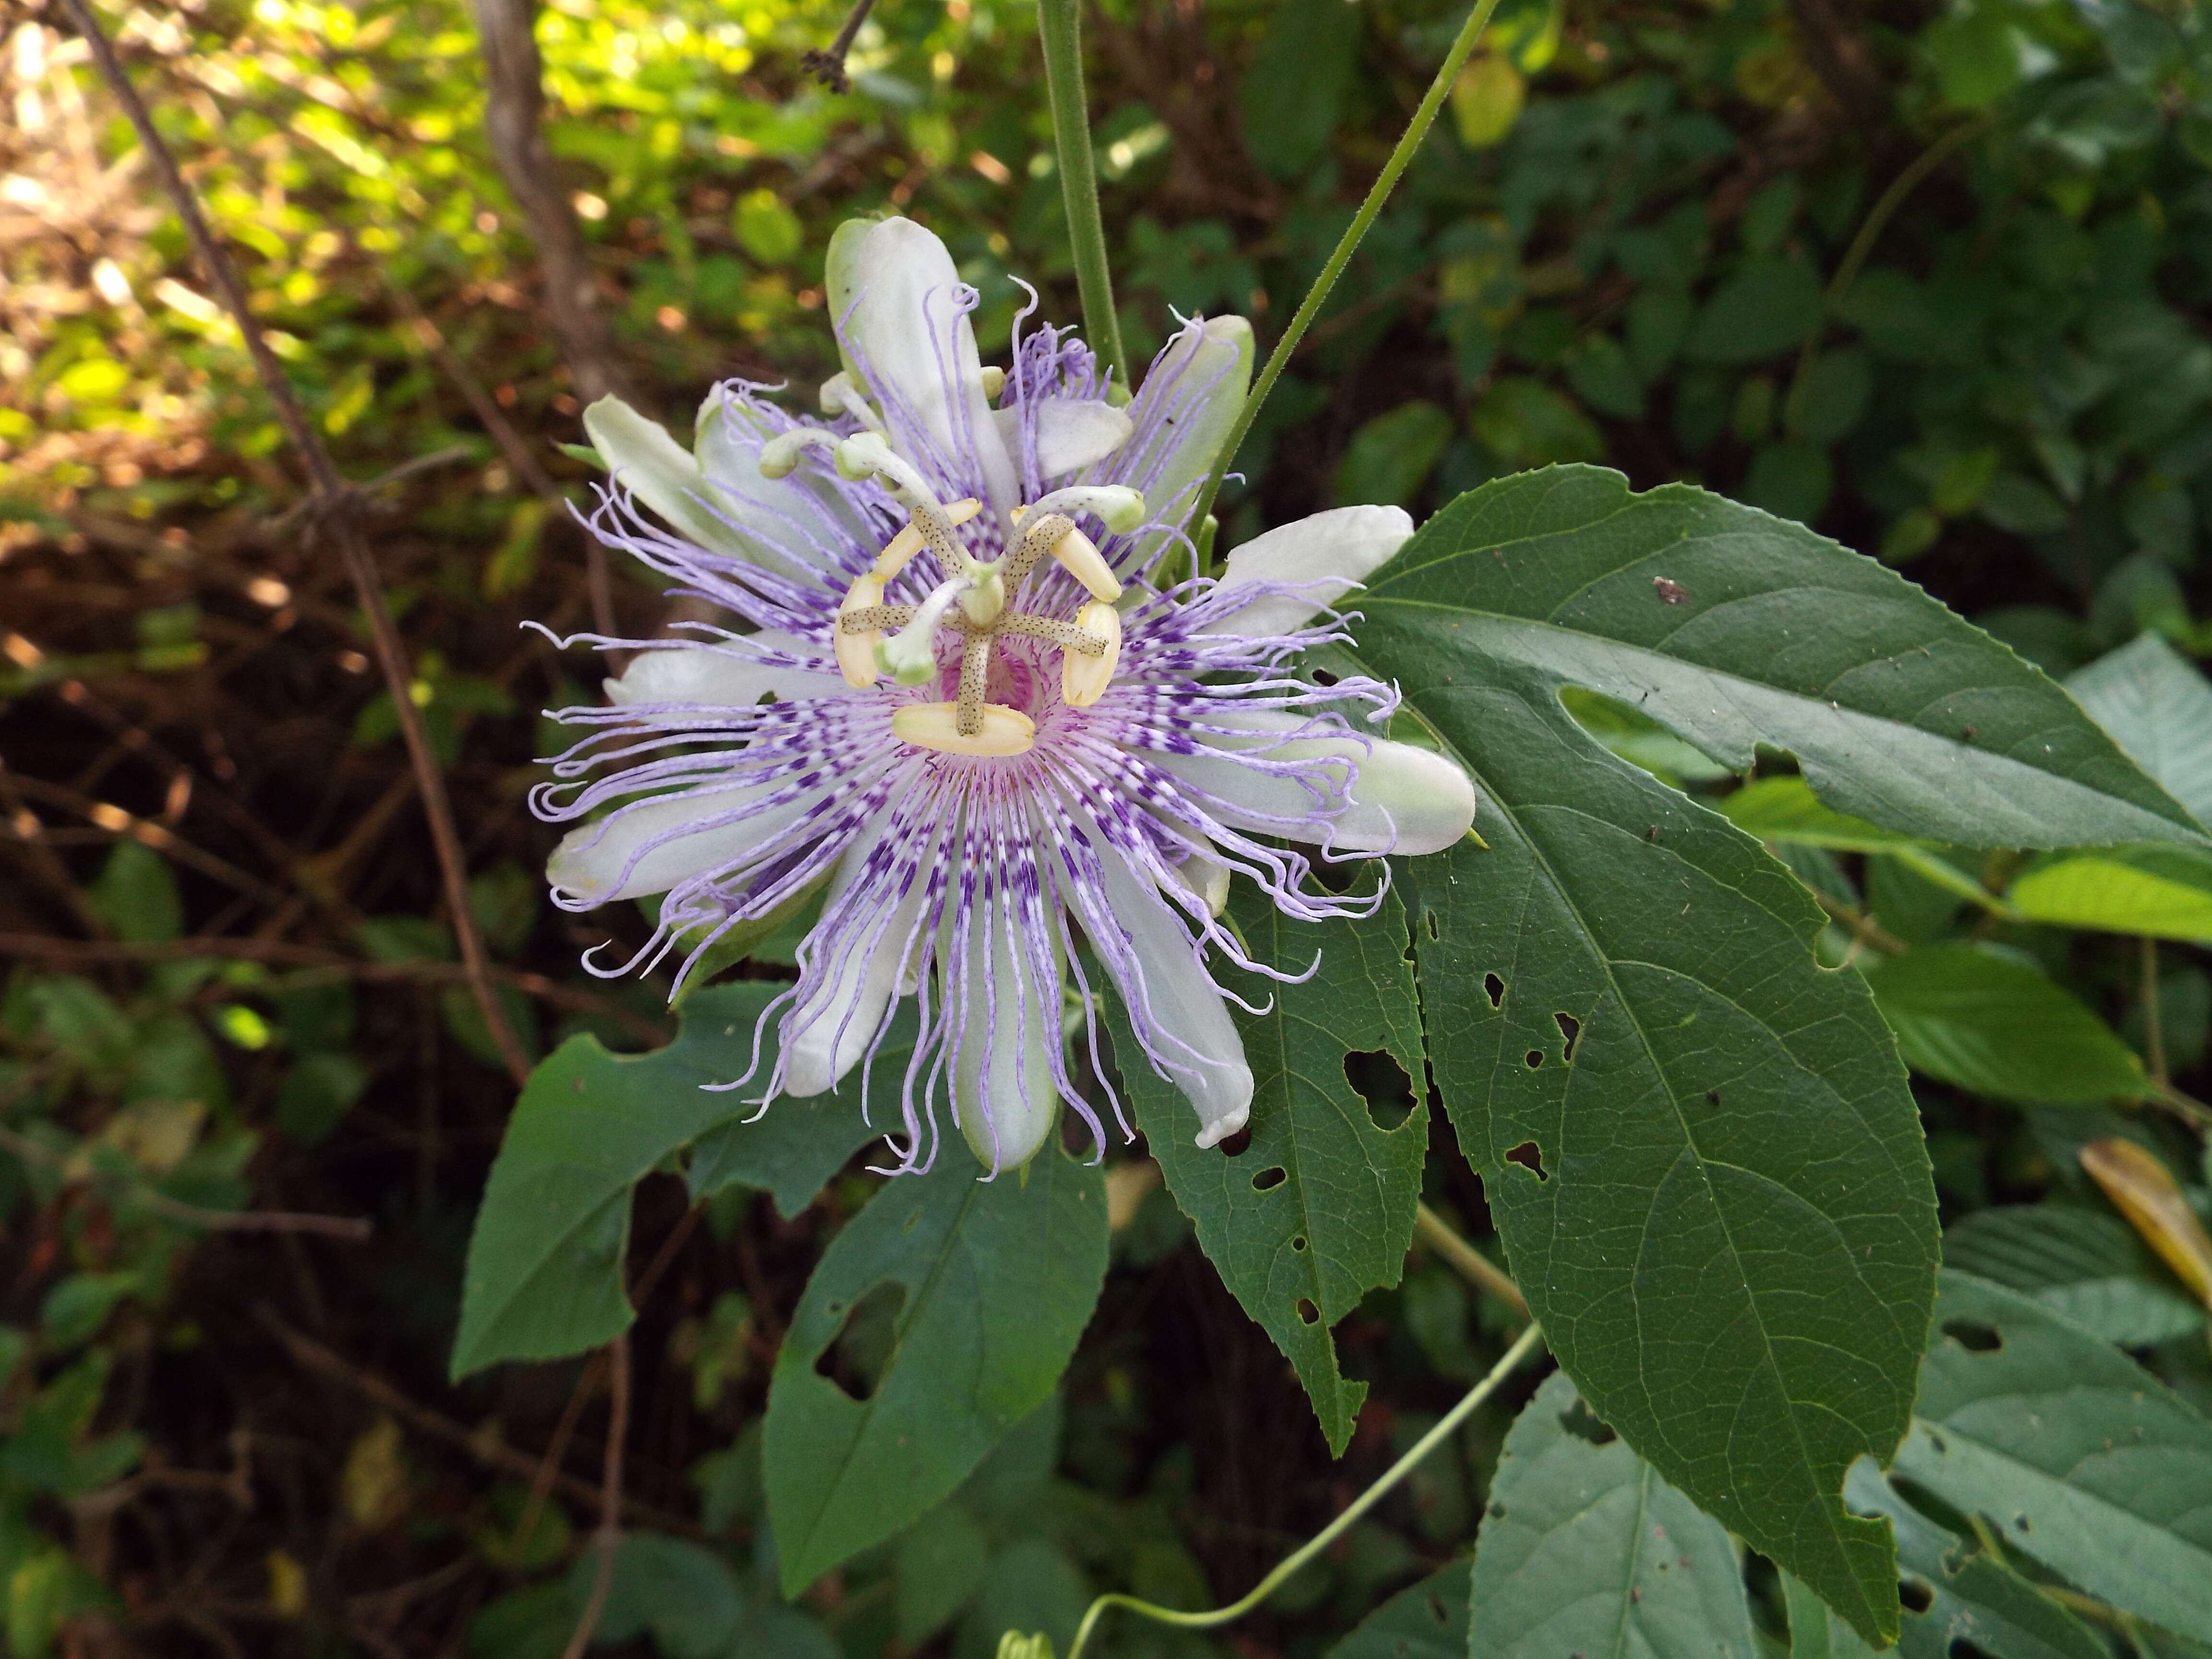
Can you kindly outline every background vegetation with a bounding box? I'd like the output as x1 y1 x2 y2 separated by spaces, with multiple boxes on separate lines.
3 0 2211 1651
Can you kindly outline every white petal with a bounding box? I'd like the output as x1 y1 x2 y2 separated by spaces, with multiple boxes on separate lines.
1209 505 1413 637
585 397 796 575
1151 709 1478 856
1095 850 1251 1148
1108 315 1252 569
548 786 819 905
946 911 1063 1172
994 397 1133 479
603 633 843 711
692 389 870 576
831 217 1018 513
1170 844 1231 916
783 831 922 1097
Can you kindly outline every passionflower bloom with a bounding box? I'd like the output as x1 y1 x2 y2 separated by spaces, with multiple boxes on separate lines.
536 217 1477 1175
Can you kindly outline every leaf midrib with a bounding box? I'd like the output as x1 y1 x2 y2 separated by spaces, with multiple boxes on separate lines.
1362 589 2197 840
1370 667 1880 1625
791 1175 986 1575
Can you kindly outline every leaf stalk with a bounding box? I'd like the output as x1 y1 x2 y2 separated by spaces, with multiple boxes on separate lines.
1192 0 1503 529
1060 1321 1546 1659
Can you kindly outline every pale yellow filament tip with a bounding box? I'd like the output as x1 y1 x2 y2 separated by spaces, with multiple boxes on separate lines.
893 701 1036 757
872 498 983 581
835 576 886 686
1061 601 1122 708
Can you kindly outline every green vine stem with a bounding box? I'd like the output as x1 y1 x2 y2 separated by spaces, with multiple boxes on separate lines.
1059 1320 1547 1659
1782 116 1988 438
1191 0 1504 530
1039 0 1129 388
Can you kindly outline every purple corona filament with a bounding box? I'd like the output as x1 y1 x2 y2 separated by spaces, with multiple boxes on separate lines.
531 218 1476 1178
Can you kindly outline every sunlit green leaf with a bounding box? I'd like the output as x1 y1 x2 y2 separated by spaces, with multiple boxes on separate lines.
2007 845 2212 942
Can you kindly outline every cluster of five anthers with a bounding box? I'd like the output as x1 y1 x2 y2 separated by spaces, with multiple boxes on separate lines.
762 425 1135 759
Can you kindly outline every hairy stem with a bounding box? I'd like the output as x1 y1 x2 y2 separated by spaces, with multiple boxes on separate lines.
1415 1202 1527 1313
1063 1321 1545 1659
1194 0 1503 528
1039 0 1129 387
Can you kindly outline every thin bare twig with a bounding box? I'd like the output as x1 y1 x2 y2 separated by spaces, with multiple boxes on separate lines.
1811 890 1908 955
467 0 640 406
561 1333 629 1659
2142 937 2169 1090
799 0 880 92
56 0 532 1087
0 1122 372 1238
0 932 671 1046
255 1310 701 1536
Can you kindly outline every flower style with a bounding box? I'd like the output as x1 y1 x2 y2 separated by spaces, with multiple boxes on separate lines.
536 216 1478 1175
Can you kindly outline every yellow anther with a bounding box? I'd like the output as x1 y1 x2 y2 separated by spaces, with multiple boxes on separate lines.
893 701 1036 757
872 498 983 580
1061 600 1121 708
1049 526 1122 602
835 575 886 687
979 366 1007 399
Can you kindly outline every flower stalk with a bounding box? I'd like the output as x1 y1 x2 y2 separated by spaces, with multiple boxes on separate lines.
1038 0 1129 388
1193 0 1505 529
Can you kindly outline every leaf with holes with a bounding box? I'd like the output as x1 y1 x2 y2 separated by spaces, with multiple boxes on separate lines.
452 985 879 1379
1322 1561 1467 1659
763 1143 1107 1596
1844 1464 2108 1659
1891 1271 2212 1639
1360 467 2203 849
1365 662 1934 1642
1471 1370 1758 1659
1352 479 1954 1642
1107 882 1428 1455
1942 1206 2205 1346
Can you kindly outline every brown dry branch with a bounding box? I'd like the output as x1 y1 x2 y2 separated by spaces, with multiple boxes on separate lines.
561 1331 630 1659
55 0 534 1086
0 931 673 1045
256 1310 704 1538
468 0 643 408
0 1119 373 1238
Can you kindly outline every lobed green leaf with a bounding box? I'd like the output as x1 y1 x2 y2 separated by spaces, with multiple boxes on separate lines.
1109 882 1428 1455
451 985 880 1379
763 1144 1107 1596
